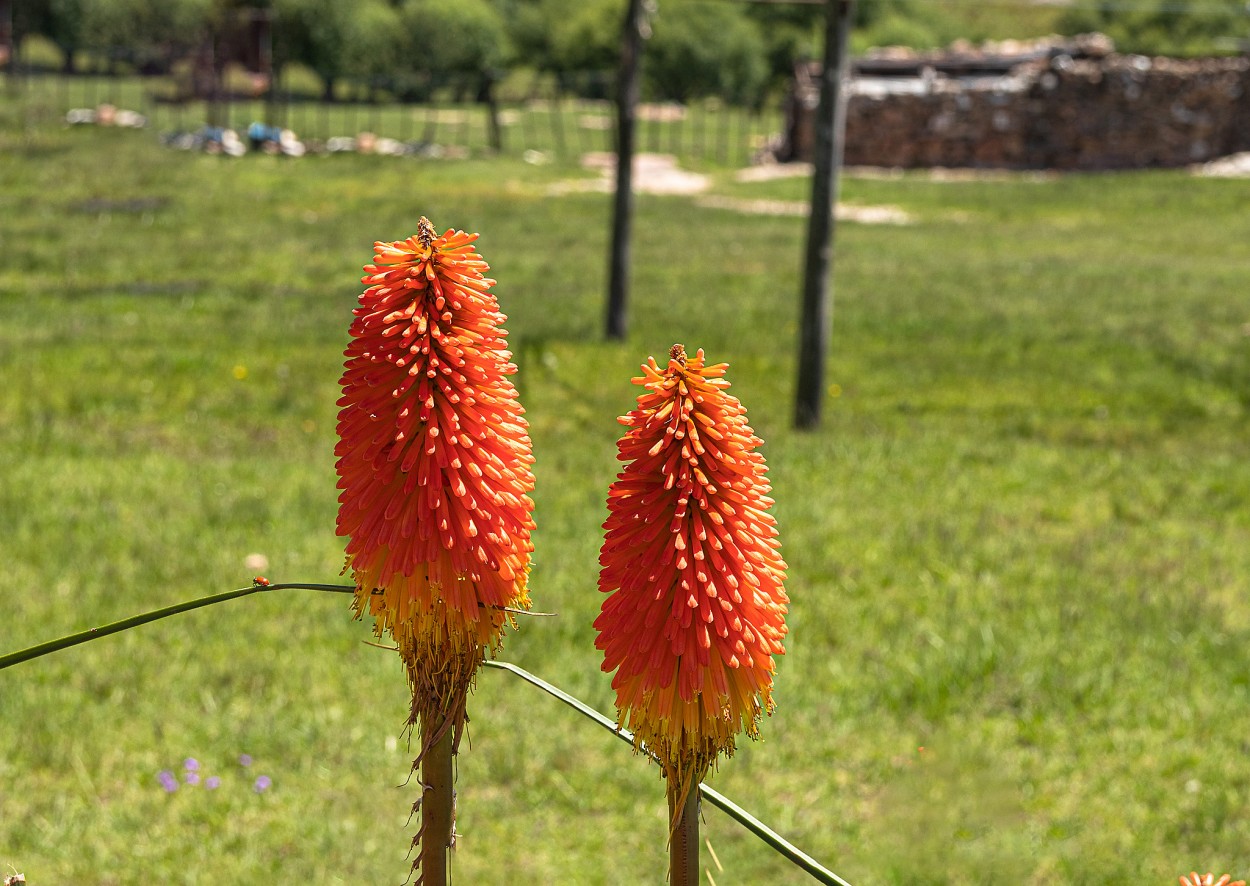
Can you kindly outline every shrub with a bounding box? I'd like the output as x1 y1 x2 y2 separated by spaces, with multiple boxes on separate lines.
402 0 507 75
1058 0 1250 56
645 1 768 106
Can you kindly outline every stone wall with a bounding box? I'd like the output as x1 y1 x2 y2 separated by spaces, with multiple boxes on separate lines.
781 50 1250 170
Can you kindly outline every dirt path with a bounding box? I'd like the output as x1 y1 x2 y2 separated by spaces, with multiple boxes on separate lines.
551 152 913 223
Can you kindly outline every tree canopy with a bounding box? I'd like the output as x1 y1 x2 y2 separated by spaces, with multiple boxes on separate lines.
15 0 1248 100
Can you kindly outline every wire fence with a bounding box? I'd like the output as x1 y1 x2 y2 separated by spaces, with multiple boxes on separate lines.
4 67 785 168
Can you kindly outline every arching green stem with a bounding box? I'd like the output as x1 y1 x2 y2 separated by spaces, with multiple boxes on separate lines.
0 582 355 671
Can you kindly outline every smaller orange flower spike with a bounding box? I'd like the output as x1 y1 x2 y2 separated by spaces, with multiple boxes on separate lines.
595 344 788 815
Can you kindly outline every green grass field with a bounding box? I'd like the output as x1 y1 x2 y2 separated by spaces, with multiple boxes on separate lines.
2 86 1250 885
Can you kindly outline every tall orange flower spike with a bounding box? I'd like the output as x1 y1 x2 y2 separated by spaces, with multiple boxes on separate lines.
1180 875 1246 886
335 217 535 758
595 344 788 822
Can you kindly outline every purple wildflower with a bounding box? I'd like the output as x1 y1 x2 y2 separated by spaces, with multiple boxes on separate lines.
185 771 201 786
253 775 272 793
184 758 200 771
239 754 253 768
158 770 178 793
205 776 221 790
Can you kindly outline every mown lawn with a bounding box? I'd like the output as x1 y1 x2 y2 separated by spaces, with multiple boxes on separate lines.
2 91 1249 885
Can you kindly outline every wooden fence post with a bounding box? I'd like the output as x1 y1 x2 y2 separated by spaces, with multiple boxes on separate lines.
605 0 650 341
795 0 854 430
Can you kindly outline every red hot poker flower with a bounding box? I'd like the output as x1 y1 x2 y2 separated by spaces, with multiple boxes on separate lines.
595 344 788 814
335 217 535 750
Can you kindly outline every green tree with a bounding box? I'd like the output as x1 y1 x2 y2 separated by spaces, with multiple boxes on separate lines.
84 0 216 72
345 0 404 93
273 0 363 100
547 0 620 74
646 0 768 105
18 0 89 72
401 0 506 75
500 0 619 77
494 0 551 69
743 0 823 86
1059 0 1250 56
388 0 506 100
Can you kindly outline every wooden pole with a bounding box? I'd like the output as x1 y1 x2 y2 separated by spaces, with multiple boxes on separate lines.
1 0 18 97
252 9 275 128
794 0 854 430
668 781 700 886
0 0 12 69
420 723 455 885
484 72 502 153
606 0 649 341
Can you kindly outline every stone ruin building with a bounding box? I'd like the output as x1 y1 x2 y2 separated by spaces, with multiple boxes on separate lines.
776 34 1250 170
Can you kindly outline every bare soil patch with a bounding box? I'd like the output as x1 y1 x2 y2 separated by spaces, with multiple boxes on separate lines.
551 153 912 223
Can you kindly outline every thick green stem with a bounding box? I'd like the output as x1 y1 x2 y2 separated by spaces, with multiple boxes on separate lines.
668 779 699 886
421 722 455 885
